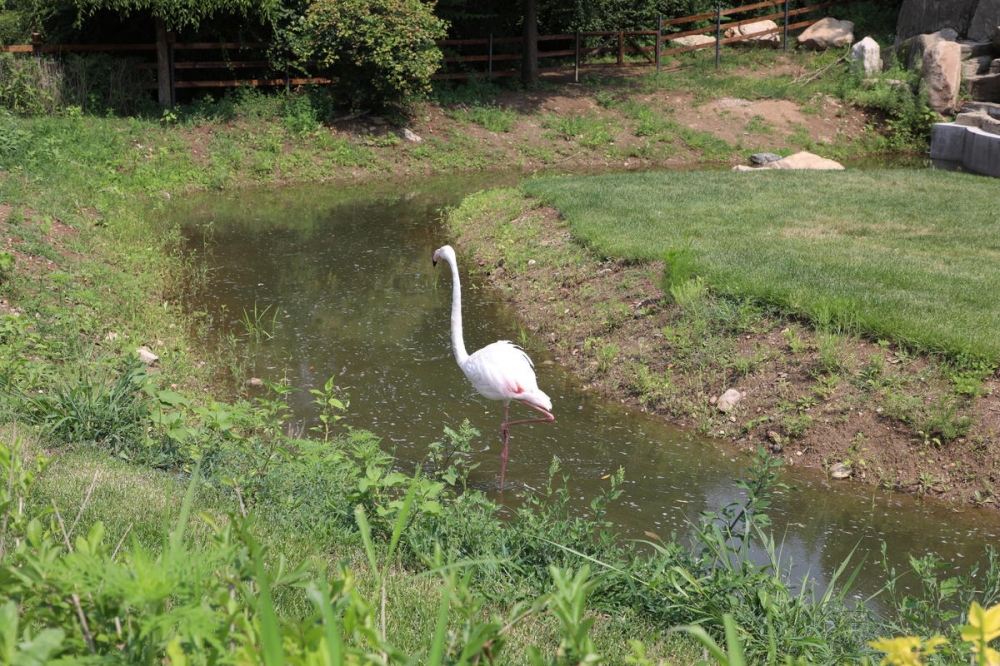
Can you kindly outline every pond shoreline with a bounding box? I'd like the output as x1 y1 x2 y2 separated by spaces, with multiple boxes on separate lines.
444 186 1000 512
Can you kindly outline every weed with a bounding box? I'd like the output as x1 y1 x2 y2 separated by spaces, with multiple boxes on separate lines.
20 358 150 457
782 412 813 439
815 332 845 374
918 395 973 444
240 302 279 343
308 375 349 442
463 104 519 133
425 419 480 489
541 113 617 147
783 328 810 355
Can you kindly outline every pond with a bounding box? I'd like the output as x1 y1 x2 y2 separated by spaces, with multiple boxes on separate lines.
174 172 1000 603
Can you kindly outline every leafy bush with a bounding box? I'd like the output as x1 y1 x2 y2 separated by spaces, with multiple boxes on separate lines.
293 0 448 113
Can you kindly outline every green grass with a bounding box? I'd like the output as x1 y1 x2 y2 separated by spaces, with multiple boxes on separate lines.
522 169 1000 362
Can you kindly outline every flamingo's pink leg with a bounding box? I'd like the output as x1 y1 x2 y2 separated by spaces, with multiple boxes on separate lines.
498 401 554 489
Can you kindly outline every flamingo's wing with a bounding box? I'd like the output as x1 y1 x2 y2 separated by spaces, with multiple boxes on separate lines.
462 341 552 410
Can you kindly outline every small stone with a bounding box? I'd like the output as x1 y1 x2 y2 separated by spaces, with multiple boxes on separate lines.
137 346 159 365
399 128 423 143
104 331 119 342
829 462 852 479
716 388 743 413
248 377 264 387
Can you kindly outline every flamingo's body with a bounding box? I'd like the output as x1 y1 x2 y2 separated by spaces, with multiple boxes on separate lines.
433 245 553 488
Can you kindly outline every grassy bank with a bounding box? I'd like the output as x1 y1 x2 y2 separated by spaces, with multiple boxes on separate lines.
523 169 1000 362
1 50 997 662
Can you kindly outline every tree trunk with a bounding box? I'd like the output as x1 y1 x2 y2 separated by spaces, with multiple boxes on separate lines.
522 0 538 88
155 17 172 108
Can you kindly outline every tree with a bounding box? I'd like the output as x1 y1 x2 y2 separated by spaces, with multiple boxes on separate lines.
294 0 447 114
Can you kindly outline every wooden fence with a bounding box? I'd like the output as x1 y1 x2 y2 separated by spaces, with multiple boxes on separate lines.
0 0 857 99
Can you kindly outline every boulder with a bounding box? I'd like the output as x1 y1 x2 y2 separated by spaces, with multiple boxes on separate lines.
959 40 995 58
923 40 963 113
895 0 979 44
724 20 780 44
963 54 994 77
763 151 845 170
905 28 958 72
967 73 1000 102
849 36 882 74
669 35 716 47
797 17 854 50
969 3 1000 41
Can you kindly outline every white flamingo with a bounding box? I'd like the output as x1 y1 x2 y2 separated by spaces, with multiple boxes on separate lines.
433 245 554 488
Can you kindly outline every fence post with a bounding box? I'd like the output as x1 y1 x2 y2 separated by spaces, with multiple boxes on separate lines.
655 15 661 73
31 32 41 57
783 0 790 51
488 33 494 79
167 31 176 108
574 30 580 83
715 2 722 69
617 30 624 66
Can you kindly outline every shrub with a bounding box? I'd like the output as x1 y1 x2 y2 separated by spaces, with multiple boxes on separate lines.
293 0 448 113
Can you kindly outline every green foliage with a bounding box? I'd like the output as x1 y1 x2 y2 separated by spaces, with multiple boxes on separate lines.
69 0 281 31
424 419 480 489
19 358 151 456
0 251 14 285
843 69 936 151
294 0 448 113
462 104 519 133
542 112 617 147
0 52 153 116
308 375 349 442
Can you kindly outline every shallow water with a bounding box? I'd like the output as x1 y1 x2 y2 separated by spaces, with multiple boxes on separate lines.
175 172 1000 602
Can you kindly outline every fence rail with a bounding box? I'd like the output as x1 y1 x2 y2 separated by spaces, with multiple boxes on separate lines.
0 0 857 97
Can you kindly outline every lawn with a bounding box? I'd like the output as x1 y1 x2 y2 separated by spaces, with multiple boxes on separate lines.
523 168 1000 362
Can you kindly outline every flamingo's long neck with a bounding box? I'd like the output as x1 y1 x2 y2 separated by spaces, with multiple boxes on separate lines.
445 254 470 367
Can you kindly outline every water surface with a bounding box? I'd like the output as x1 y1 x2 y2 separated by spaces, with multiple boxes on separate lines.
175 174 1000 602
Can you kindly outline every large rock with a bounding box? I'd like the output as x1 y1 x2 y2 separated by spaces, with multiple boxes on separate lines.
724 20 780 44
797 17 854 50
905 28 958 72
764 151 845 170
669 35 716 47
896 0 1000 43
969 2 1000 40
734 151 845 171
967 72 1000 102
849 36 882 74
923 40 963 113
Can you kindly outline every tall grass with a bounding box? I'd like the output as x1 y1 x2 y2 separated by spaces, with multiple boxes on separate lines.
523 169 1000 362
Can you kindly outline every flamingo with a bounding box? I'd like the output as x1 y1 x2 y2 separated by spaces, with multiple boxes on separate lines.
432 244 554 489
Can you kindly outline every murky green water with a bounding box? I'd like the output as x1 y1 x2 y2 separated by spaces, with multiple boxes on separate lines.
174 173 1000 602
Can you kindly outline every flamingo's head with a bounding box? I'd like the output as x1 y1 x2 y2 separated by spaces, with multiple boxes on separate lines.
433 245 455 267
